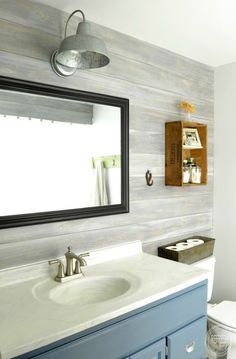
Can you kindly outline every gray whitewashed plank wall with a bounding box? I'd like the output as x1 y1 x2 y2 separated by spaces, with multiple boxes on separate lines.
0 0 214 270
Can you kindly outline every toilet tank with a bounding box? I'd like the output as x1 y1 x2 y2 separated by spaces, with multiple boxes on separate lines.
191 256 216 301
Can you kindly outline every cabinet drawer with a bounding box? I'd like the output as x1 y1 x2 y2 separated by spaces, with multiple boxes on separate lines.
167 317 207 359
130 338 165 359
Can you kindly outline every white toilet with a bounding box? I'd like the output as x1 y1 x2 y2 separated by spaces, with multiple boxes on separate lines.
192 256 236 358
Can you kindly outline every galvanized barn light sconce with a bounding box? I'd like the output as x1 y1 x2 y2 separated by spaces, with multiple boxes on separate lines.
51 9 110 77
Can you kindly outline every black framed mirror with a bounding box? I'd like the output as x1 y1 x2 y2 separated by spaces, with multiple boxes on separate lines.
0 76 129 228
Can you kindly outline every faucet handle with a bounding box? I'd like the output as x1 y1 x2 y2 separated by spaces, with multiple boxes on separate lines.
49 259 65 279
79 252 90 257
78 252 90 266
49 259 61 265
74 252 90 275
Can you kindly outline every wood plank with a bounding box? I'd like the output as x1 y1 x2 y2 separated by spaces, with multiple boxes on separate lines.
0 0 63 36
91 22 214 86
0 194 212 245
0 51 214 120
130 175 213 201
100 53 214 101
130 105 214 133
0 18 59 60
130 154 165 176
130 131 164 155
0 212 212 269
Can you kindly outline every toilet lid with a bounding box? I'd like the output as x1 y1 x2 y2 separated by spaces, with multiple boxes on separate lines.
208 301 236 330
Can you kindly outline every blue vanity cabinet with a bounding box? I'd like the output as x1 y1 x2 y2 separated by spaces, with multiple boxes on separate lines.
16 282 207 359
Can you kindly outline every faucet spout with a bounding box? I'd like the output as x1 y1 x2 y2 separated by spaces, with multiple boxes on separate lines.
65 246 89 276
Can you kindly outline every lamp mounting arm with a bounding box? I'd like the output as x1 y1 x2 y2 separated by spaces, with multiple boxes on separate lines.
64 9 86 38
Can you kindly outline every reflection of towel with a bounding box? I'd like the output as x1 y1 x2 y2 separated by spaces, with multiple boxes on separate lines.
94 160 108 206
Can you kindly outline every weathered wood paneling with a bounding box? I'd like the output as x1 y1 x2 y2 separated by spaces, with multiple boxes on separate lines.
0 0 214 269
0 0 214 88
0 19 214 100
130 175 214 201
0 51 214 120
0 213 213 269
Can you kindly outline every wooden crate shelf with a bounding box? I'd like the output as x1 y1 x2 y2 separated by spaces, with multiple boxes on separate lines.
165 121 207 186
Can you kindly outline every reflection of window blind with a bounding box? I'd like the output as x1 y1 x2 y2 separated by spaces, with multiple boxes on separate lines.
0 91 93 125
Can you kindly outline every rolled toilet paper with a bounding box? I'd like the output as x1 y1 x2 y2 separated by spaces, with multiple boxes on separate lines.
176 242 188 247
165 242 193 251
176 242 194 250
165 246 181 251
187 239 204 246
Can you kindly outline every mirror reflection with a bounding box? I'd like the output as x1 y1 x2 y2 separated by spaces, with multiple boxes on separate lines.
0 90 121 216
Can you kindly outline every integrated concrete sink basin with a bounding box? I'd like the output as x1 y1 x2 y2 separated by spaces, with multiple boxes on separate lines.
32 274 136 306
50 276 130 306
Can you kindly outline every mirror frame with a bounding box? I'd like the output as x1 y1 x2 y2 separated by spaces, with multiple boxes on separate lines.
0 76 129 229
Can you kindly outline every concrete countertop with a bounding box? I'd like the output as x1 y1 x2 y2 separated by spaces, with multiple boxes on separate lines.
0 241 209 359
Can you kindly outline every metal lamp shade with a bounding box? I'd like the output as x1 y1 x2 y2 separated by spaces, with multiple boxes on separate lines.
56 22 110 70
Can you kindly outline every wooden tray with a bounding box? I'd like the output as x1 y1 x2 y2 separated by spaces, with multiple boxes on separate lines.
158 236 215 264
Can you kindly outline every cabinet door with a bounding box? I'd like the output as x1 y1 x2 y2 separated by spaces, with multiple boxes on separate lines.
130 339 165 359
167 316 207 359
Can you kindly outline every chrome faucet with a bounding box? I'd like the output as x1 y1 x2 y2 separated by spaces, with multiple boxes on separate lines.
49 246 90 282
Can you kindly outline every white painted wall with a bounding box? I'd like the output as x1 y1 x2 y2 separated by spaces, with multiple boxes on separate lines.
33 0 236 66
213 62 236 302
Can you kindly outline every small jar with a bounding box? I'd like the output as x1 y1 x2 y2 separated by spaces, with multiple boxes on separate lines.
183 160 191 183
191 165 201 184
187 157 195 167
186 157 195 183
